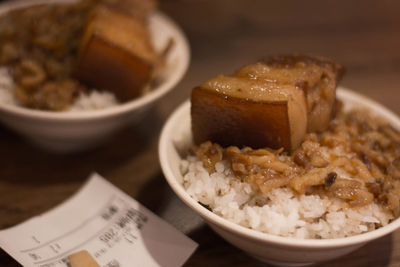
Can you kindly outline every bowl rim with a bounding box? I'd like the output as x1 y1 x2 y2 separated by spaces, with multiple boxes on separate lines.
159 87 400 248
0 0 190 121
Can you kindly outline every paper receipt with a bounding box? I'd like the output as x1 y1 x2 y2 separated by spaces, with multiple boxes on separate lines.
0 173 198 267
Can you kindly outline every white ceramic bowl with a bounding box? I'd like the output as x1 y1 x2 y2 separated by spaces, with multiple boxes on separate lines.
0 0 190 153
159 88 400 266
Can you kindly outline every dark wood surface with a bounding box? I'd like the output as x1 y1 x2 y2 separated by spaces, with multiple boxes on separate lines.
1 0 400 266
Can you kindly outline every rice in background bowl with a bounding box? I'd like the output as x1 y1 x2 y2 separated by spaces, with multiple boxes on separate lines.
0 0 190 152
0 67 119 111
159 88 400 266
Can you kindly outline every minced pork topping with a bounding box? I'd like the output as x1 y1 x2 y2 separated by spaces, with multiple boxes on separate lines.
194 108 400 218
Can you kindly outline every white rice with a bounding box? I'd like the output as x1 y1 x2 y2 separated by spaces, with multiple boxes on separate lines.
180 155 392 239
68 90 118 111
0 67 118 111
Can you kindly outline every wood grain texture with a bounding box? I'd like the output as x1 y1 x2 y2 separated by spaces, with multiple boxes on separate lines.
1 0 400 266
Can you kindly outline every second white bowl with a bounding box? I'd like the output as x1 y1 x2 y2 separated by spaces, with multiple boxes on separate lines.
0 0 190 153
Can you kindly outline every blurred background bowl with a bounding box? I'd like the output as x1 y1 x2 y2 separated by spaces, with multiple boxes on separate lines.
0 0 190 153
159 88 400 266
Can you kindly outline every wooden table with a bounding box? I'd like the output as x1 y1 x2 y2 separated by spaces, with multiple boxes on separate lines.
1 0 400 266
